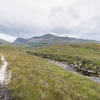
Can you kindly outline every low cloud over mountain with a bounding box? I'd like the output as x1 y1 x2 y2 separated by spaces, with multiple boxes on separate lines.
0 0 100 40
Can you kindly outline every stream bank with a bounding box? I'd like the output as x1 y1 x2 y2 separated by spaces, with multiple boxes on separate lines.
46 59 100 83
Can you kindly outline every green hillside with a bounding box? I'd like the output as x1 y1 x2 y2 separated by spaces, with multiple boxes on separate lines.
0 46 100 100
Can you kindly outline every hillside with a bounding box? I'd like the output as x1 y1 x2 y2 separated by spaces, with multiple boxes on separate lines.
0 46 100 100
14 34 99 47
0 39 11 45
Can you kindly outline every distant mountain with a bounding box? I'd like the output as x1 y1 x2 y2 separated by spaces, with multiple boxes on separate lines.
14 34 100 47
0 39 11 45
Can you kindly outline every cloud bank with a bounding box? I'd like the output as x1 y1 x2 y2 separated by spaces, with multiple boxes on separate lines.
0 33 16 42
0 0 100 40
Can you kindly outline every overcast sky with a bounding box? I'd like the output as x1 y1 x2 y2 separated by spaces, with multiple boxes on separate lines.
0 0 100 42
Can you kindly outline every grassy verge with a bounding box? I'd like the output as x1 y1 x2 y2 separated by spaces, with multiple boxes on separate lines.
0 46 100 100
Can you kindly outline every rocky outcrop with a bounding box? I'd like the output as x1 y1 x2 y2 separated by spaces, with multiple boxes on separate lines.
70 62 100 77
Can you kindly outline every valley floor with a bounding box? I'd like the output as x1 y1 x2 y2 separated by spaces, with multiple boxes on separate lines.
0 45 100 100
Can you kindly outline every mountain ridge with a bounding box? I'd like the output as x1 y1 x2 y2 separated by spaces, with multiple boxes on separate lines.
13 34 100 47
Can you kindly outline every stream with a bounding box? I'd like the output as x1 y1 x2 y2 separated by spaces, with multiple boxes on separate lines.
46 59 100 83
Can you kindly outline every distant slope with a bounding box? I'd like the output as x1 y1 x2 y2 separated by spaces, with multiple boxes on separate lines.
0 39 11 45
14 34 100 47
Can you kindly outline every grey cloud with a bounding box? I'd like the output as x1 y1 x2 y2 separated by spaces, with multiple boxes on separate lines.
0 0 100 40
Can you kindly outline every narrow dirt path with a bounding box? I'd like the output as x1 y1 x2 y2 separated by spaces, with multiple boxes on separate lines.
0 53 11 100
0 53 8 84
